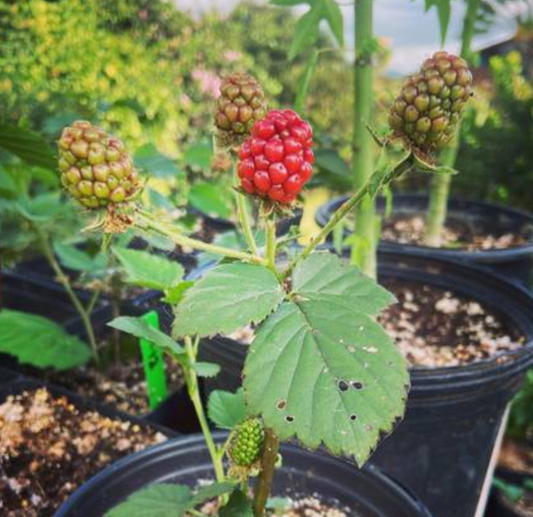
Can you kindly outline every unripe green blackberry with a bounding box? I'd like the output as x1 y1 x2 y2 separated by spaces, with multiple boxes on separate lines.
389 51 473 153
229 418 264 467
215 73 267 147
58 121 140 209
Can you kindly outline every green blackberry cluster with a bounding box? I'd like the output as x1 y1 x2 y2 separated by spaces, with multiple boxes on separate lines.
58 121 139 209
389 51 473 153
229 418 265 467
215 73 267 148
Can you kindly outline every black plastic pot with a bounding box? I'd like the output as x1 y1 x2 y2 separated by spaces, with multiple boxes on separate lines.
0 269 110 340
55 433 433 517
316 194 533 286
198 251 533 517
486 468 533 517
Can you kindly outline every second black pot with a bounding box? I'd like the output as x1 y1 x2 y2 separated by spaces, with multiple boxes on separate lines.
198 251 533 517
54 433 432 517
316 194 533 287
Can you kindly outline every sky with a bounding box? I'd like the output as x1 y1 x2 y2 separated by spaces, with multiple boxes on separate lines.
172 0 529 75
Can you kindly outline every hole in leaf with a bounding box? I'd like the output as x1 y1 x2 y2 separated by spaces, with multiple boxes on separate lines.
338 380 349 392
365 424 374 432
351 381 364 390
347 345 356 353
350 414 357 421
277 400 287 410
285 415 295 423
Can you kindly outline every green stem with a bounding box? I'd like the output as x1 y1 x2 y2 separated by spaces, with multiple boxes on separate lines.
183 336 225 483
265 218 277 272
352 0 377 278
236 192 258 255
284 182 370 278
424 0 480 245
38 232 99 362
135 211 266 266
252 429 280 517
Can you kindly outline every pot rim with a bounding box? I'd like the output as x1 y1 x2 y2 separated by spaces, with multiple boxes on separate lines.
54 432 433 517
316 193 533 261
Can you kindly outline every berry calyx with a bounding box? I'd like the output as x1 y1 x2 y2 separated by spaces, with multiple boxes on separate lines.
58 121 140 209
389 51 473 153
237 110 314 205
215 73 268 149
229 418 265 468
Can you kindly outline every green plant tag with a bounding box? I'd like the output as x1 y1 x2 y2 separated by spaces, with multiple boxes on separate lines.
139 311 168 410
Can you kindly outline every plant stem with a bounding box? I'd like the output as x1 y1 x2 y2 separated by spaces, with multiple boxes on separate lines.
237 193 259 255
265 218 277 272
424 0 480 245
135 211 266 265
352 0 377 278
284 182 370 277
252 429 280 517
38 233 99 362
183 336 225 483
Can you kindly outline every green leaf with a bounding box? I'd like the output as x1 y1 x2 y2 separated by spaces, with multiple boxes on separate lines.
189 182 232 219
323 0 344 46
271 0 311 5
113 247 184 291
134 144 179 178
244 254 409 466
292 252 395 314
162 281 194 305
0 310 91 370
193 361 221 378
173 263 284 338
54 242 106 273
289 6 322 60
0 122 56 170
295 51 319 114
104 482 236 517
14 192 72 222
108 316 185 358
220 490 254 517
183 140 213 170
314 149 352 190
208 389 246 430
421 0 452 45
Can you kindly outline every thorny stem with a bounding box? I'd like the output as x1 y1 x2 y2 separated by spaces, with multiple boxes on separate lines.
283 182 370 278
237 192 259 255
135 211 267 266
38 231 100 363
253 429 280 517
183 336 226 484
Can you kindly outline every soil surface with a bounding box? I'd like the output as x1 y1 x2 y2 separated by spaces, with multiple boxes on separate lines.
201 495 352 517
379 279 523 367
20 355 183 415
514 495 533 517
381 213 529 251
0 388 167 517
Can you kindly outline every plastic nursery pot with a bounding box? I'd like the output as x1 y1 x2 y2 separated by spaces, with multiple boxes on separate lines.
315 194 533 287
486 468 533 517
54 433 433 517
197 251 533 517
0 269 110 345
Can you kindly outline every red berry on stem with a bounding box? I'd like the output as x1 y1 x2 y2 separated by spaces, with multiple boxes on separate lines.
237 110 314 205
